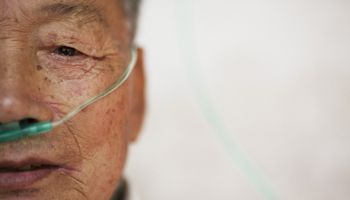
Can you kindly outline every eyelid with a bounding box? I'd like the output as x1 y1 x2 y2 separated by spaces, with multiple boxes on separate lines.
46 49 88 63
39 39 97 57
38 38 106 60
54 46 81 56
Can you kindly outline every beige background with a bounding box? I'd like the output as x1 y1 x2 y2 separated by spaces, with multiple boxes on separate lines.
124 0 350 199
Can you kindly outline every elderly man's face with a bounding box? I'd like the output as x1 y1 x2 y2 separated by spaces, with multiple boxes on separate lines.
0 0 144 199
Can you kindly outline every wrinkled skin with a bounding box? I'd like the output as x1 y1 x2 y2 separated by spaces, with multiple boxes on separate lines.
0 0 145 199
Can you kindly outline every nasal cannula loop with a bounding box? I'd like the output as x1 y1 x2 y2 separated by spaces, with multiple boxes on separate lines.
0 47 138 143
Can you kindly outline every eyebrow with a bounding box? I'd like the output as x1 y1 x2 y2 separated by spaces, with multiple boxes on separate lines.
37 1 105 26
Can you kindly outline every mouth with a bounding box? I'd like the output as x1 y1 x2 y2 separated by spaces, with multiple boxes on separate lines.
0 164 55 173
0 161 60 189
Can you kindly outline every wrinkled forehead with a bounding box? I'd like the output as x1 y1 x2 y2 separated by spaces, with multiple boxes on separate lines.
0 0 128 46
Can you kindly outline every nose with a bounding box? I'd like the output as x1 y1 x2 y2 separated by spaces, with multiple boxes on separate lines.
0 82 53 125
0 66 52 126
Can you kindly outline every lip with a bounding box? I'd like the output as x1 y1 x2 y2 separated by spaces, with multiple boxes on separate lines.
0 167 57 189
0 158 57 169
0 157 75 190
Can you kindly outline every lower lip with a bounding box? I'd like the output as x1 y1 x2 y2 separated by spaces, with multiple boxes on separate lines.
0 167 57 189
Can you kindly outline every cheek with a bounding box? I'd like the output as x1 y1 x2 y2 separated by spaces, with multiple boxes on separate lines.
78 90 131 196
87 93 129 144
37 78 94 120
57 88 131 198
37 68 114 118
68 87 131 166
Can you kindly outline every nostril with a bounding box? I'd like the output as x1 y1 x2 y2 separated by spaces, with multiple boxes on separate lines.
19 118 39 128
27 118 39 125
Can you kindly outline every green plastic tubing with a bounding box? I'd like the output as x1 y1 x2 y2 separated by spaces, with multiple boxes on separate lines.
0 122 52 143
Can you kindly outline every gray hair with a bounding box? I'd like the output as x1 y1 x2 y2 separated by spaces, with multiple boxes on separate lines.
119 0 141 41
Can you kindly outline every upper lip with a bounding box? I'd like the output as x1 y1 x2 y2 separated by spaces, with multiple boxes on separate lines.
0 139 81 173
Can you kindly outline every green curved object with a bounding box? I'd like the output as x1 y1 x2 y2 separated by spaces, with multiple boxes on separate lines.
0 121 52 142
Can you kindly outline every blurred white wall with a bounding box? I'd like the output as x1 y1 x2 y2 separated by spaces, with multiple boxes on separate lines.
124 0 350 199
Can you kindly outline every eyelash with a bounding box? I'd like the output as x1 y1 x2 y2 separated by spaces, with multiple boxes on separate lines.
48 46 91 63
55 46 81 56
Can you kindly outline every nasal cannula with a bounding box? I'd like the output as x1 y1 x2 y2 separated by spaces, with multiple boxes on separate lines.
0 47 137 143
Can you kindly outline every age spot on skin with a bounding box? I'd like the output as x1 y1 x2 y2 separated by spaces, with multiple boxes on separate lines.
44 77 52 84
37 65 42 71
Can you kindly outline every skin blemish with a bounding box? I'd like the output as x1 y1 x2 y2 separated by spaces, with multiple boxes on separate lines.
108 65 114 72
37 65 43 70
44 77 52 84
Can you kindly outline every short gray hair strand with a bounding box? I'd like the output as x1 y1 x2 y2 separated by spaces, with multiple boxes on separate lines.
119 0 141 41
